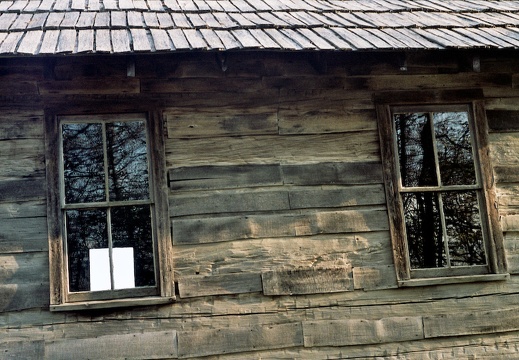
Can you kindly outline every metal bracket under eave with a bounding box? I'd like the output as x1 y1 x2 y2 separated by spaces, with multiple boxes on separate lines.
216 52 228 72
472 55 481 73
127 57 136 77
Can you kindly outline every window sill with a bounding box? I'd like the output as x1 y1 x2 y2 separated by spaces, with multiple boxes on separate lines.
398 273 510 288
50 296 176 312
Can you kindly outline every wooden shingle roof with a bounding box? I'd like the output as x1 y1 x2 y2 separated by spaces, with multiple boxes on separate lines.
2 0 519 55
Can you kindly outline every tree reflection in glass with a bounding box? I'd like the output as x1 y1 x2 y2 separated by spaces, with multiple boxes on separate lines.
395 111 486 269
62 123 105 204
395 113 438 188
403 192 445 268
106 121 149 201
112 205 155 287
443 191 485 266
433 112 476 186
66 209 108 292
62 118 155 293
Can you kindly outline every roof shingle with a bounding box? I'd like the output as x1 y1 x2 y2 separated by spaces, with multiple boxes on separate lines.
2 0 519 55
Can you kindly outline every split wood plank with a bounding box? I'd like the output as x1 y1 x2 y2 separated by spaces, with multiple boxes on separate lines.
56 30 76 53
143 77 264 93
178 272 262 298
303 316 424 347
424 307 519 338
0 178 44 203
127 11 145 27
353 265 398 290
0 111 43 139
38 78 140 95
169 164 283 191
111 11 127 28
61 12 80 28
288 184 386 209
0 79 38 95
77 29 94 53
143 12 159 28
199 29 225 49
282 161 383 185
279 29 317 50
0 283 49 311
9 13 32 31
131 28 152 51
171 189 290 216
262 266 353 295
111 29 131 52
167 132 380 167
278 108 377 134
150 29 172 51
0 32 22 54
44 331 178 360
0 216 48 253
157 12 174 28
165 111 278 138
172 208 389 245
0 13 17 31
95 29 111 52
248 29 282 49
93 12 110 28
495 165 519 184
0 200 46 219
215 29 242 50
0 341 44 360
17 31 43 55
487 110 519 132
177 323 303 358
39 30 59 54
168 28 191 50
183 29 207 49
0 251 49 284
173 232 393 276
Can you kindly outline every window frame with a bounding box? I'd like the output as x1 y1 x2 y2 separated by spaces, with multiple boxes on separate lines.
376 91 508 286
45 110 175 311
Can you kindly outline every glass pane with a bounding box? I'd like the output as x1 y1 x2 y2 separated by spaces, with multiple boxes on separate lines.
66 209 108 292
433 112 477 186
403 192 446 268
442 191 486 266
111 205 155 287
394 113 438 187
62 123 105 203
106 121 150 201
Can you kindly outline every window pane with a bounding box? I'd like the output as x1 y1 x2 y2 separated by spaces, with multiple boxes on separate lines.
66 209 108 292
403 192 446 268
433 112 477 186
395 113 438 187
62 123 105 203
111 205 155 287
443 191 486 266
106 121 150 201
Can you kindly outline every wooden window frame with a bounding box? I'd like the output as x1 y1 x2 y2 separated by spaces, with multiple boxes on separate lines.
376 90 508 287
45 110 175 311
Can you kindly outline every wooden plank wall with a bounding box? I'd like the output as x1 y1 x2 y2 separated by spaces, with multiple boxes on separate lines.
1 51 519 359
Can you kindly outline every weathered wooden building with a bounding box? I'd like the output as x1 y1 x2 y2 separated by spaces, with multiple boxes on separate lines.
3 0 519 358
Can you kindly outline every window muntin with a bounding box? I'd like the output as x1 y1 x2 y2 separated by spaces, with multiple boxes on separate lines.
60 116 157 299
393 109 487 272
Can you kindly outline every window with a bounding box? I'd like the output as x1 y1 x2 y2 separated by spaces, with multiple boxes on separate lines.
377 98 507 286
46 113 174 310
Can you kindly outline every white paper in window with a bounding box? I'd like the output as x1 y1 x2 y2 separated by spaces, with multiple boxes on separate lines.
89 247 135 291
89 248 111 291
113 247 135 289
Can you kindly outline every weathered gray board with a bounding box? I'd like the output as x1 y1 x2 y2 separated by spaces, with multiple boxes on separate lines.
1 51 519 360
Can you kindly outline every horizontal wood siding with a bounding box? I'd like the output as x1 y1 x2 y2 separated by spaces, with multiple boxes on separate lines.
1 51 519 359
